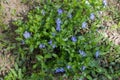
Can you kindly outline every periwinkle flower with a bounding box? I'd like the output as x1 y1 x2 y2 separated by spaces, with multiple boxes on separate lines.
90 13 95 20
23 31 31 39
67 65 71 69
71 36 77 42
79 50 86 57
56 24 61 31
39 44 45 49
56 18 61 24
56 18 61 31
57 8 63 15
95 50 100 58
48 40 52 45
82 22 87 29
55 68 65 73
81 66 86 71
103 0 107 6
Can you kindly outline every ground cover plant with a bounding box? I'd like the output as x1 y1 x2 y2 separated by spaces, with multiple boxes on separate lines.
1 0 120 80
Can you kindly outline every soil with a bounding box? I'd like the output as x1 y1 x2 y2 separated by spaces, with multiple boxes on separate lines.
1 0 29 24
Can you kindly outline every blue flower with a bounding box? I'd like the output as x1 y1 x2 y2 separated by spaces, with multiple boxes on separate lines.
57 8 63 15
23 31 31 39
56 18 61 24
95 50 100 58
90 13 95 20
39 44 45 49
56 24 61 31
103 0 107 6
67 65 71 69
82 22 87 29
79 50 86 57
71 36 77 42
55 68 65 73
48 40 52 45
56 18 61 31
81 66 86 71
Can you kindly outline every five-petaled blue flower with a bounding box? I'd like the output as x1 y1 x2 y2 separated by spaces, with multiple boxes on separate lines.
57 8 63 15
55 67 65 73
95 50 100 58
90 13 95 20
79 50 86 57
56 18 61 31
23 31 31 39
103 0 107 6
39 44 45 49
82 22 87 29
71 36 77 42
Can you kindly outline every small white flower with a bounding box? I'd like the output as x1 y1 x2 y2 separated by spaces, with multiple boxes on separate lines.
85 0 90 5
103 0 107 6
